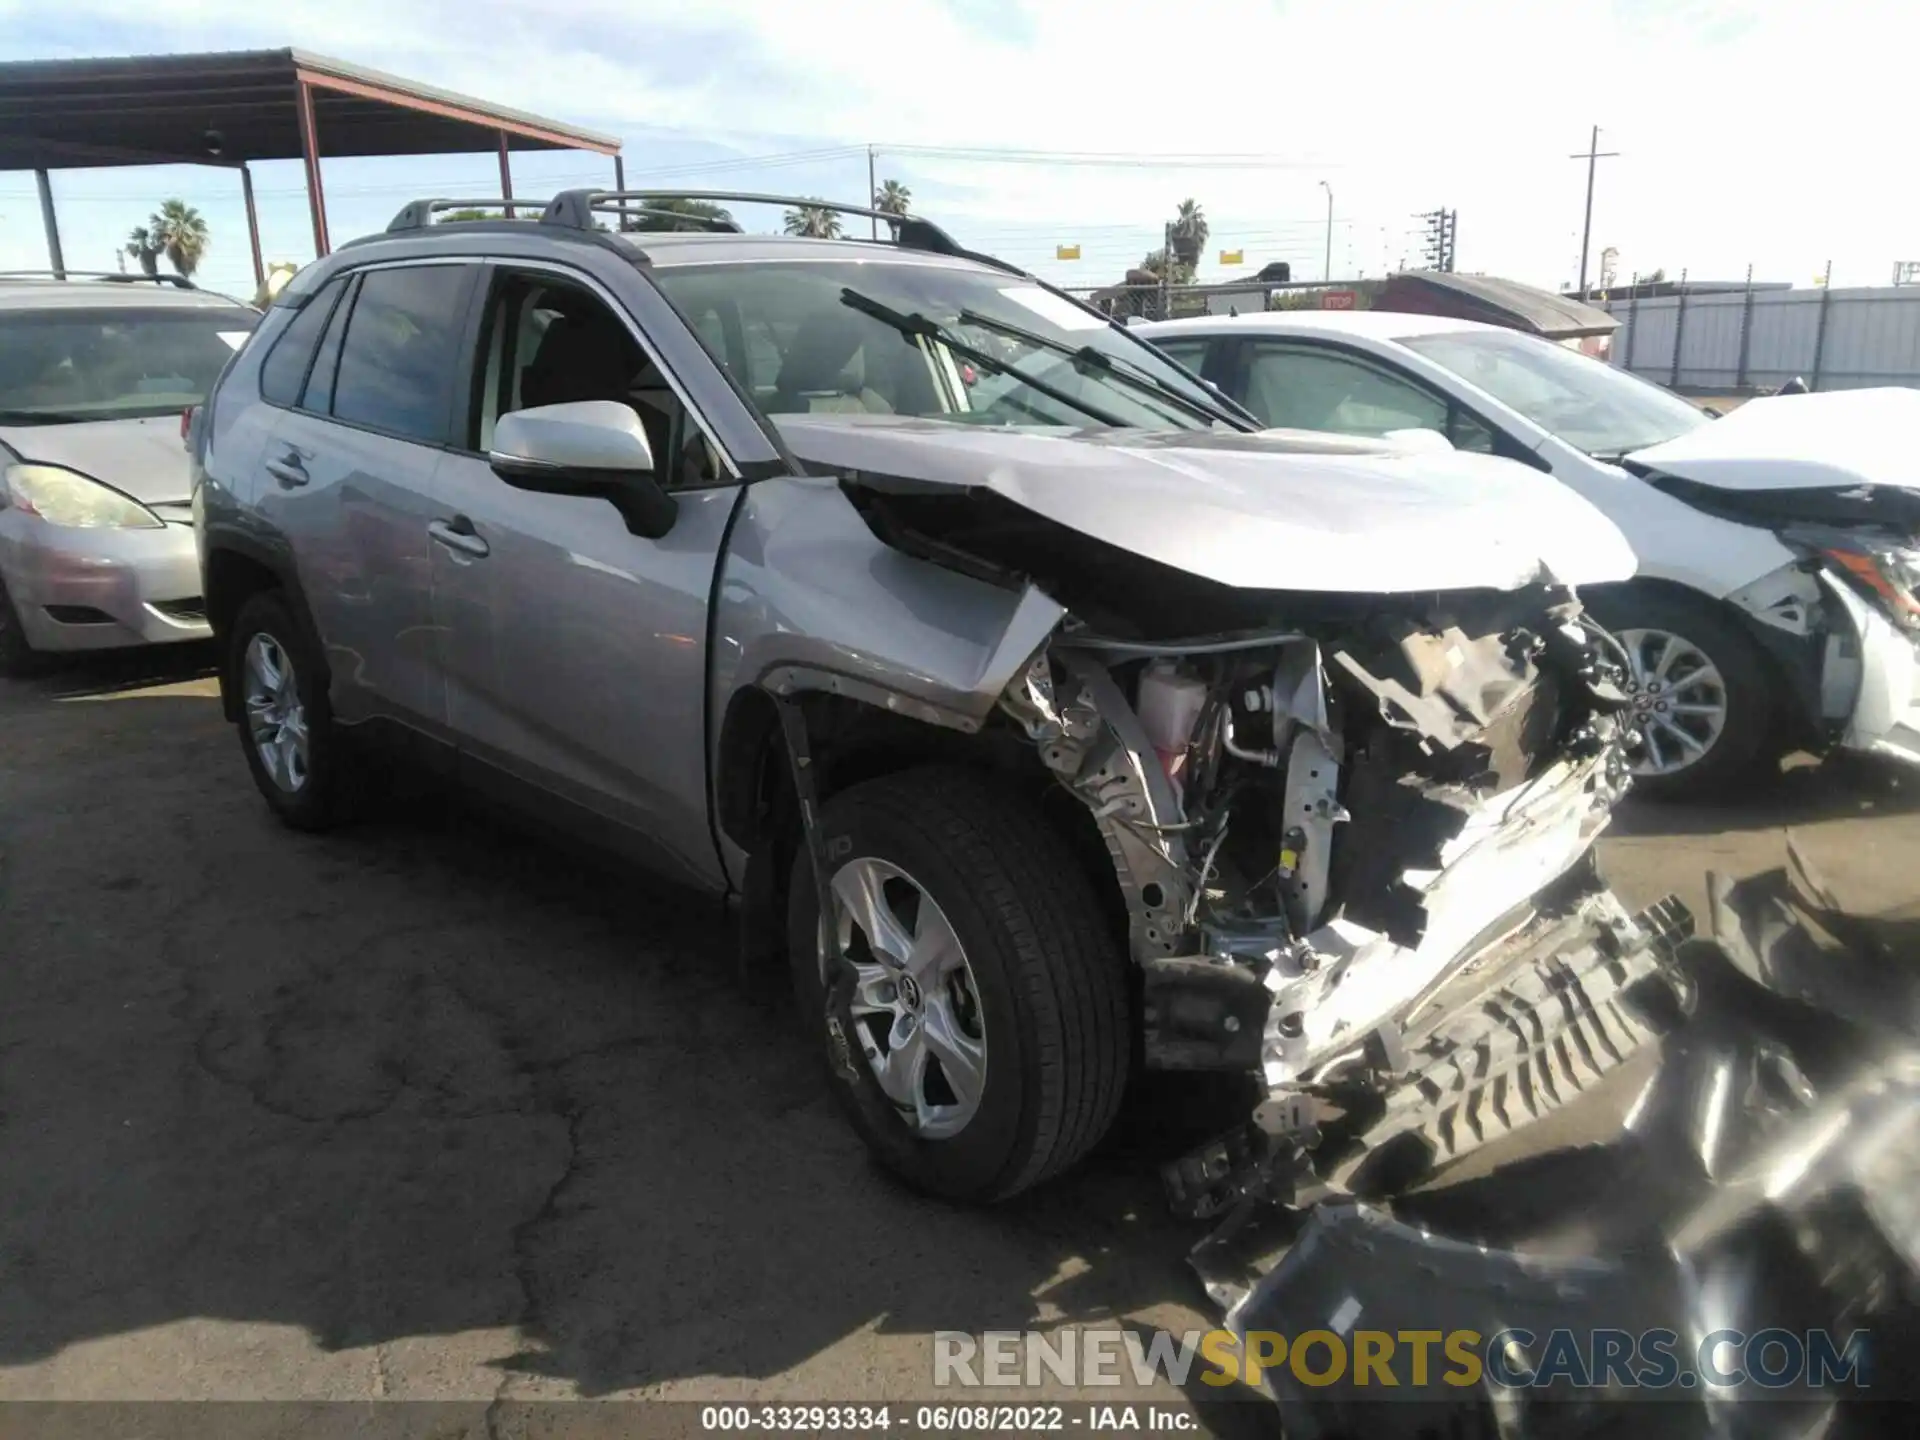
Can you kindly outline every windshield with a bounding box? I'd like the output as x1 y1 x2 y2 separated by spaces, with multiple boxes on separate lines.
1400 328 1708 457
0 306 255 424
652 260 1236 431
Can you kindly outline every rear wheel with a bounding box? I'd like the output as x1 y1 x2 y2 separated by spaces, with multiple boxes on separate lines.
1583 588 1778 800
788 765 1131 1201
230 590 358 830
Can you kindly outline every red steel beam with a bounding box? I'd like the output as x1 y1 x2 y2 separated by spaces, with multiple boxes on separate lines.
295 67 619 155
295 78 330 256
240 162 265 292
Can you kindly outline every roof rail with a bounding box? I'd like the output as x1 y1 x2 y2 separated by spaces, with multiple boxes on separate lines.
539 190 970 258
0 269 196 289
386 198 540 232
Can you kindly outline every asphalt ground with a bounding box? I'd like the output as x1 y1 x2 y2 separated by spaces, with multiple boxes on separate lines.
3 643 1916 1422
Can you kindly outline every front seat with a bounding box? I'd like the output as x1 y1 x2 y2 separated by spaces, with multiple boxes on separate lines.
771 307 894 415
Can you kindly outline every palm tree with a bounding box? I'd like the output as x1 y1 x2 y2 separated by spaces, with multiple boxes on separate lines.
873 179 912 216
149 200 210 278
1169 199 1208 269
631 197 737 233
125 226 161 276
782 201 843 239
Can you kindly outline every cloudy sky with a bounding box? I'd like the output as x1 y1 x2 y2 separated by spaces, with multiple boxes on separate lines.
1 0 1911 298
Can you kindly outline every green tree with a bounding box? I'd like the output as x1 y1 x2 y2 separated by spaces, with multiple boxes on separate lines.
1138 247 1196 286
631 197 737 232
873 179 912 216
125 226 161 276
1169 198 1208 268
783 200 844 239
150 199 210 278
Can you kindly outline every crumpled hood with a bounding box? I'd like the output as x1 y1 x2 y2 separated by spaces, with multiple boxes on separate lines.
1627 387 1920 494
775 415 1636 594
0 415 191 506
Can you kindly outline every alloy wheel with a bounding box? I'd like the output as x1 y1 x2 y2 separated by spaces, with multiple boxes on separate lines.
243 632 309 792
826 856 988 1139
1612 626 1729 778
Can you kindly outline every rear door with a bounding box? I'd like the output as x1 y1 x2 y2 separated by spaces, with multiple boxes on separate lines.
261 260 479 730
428 260 743 888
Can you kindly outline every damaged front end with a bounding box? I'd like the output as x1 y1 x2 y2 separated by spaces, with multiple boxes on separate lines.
1205 838 1920 1439
992 575 1689 1220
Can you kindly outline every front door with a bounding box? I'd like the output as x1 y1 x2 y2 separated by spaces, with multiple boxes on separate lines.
429 264 740 888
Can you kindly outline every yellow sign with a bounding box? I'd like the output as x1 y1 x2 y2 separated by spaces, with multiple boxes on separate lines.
1219 249 1244 265
1056 244 1081 261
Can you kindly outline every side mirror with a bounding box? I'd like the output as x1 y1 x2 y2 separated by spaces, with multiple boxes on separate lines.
489 400 678 538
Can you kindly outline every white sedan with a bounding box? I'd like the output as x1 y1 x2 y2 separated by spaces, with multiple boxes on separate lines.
1138 311 1920 799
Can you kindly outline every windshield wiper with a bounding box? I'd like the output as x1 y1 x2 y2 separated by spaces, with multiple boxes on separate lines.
0 408 92 425
837 288 1132 430
956 308 1248 428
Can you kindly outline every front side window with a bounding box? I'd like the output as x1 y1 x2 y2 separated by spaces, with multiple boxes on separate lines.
0 305 256 424
1241 344 1449 438
470 272 722 490
331 266 472 444
651 260 1236 431
1400 328 1707 458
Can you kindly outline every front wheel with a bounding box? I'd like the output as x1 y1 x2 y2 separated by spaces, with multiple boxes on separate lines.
788 765 1131 1202
1583 588 1779 800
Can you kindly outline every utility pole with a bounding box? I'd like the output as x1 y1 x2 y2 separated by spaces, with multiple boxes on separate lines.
1417 209 1456 271
1318 180 1333 282
1569 125 1618 298
868 146 878 239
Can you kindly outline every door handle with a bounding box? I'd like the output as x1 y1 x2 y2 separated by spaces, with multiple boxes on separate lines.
428 515 490 559
264 450 309 488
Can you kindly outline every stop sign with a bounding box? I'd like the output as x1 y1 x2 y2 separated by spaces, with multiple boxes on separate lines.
1321 289 1358 310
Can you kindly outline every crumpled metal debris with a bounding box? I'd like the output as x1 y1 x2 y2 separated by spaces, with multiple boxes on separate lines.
1180 835 1920 1438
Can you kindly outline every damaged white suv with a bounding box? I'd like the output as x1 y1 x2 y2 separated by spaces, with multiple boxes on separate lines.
195 191 1677 1202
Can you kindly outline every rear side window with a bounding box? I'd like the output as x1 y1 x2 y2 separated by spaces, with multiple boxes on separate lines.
259 278 346 406
331 266 472 444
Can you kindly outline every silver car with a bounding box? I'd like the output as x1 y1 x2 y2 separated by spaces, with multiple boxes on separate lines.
0 274 256 673
195 192 1681 1206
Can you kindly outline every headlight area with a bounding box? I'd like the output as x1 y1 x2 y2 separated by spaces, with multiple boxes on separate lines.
3 463 165 531
1815 537 1920 634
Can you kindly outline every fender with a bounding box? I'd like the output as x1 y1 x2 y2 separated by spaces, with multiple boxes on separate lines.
200 523 328 723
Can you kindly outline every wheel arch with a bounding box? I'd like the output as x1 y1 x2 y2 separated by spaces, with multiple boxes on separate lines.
1580 573 1825 752
203 534 329 723
718 682 1130 971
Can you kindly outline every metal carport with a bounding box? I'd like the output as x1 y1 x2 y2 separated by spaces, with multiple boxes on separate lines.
0 48 623 289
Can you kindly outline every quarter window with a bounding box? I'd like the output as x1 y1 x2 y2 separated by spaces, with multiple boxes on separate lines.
331 266 472 443
258 277 346 407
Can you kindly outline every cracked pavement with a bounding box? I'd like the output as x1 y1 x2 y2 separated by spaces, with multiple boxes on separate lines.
3 645 1917 1409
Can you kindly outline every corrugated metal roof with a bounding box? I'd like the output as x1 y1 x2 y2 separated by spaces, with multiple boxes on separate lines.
0 48 619 171
1380 270 1619 339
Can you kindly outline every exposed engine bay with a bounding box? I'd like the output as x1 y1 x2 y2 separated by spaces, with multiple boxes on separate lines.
992 572 1681 1218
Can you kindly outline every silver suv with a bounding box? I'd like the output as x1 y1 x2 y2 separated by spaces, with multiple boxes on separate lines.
194 191 1681 1204
0 273 256 672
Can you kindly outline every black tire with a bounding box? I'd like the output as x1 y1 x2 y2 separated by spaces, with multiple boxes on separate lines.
0 576 46 678
787 765 1131 1202
1582 586 1779 801
229 590 358 830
